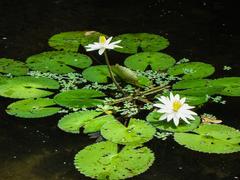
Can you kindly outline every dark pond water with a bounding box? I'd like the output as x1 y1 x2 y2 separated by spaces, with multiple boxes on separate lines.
0 0 240 179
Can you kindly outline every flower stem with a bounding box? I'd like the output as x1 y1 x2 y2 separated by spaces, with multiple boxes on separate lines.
104 51 124 93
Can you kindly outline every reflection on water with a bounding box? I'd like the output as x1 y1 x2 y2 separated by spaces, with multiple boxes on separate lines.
0 0 240 179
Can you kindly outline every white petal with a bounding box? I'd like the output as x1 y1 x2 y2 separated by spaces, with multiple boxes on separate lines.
175 94 180 101
111 40 121 45
167 114 174 122
180 97 186 104
105 37 113 44
98 48 105 55
173 116 180 126
170 92 175 102
160 114 168 120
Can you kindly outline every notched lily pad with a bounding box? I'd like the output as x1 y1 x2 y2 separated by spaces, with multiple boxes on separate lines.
74 141 155 180
0 58 29 76
124 52 176 71
82 65 111 83
174 124 240 153
113 33 169 54
0 76 59 99
101 118 156 145
58 110 102 133
54 89 105 108
209 77 240 96
167 62 215 79
26 51 92 74
6 98 61 118
147 111 200 132
48 31 106 52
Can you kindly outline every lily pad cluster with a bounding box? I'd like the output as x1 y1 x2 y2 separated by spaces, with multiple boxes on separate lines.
1 31 240 180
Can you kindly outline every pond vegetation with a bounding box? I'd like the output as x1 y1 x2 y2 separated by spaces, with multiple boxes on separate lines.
0 31 240 179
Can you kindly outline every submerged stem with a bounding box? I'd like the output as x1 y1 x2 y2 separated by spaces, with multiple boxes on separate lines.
108 85 170 105
104 51 124 93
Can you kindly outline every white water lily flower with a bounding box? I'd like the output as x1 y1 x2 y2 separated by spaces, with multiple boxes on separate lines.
153 92 197 126
85 36 122 55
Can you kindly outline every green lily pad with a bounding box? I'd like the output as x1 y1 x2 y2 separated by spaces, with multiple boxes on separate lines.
174 124 240 153
6 98 61 118
113 33 169 54
84 115 116 134
26 51 92 74
183 95 208 106
147 112 200 132
48 31 106 52
54 89 105 108
172 79 224 97
174 86 223 96
0 76 59 99
0 58 29 76
209 77 240 96
124 52 175 71
82 65 111 83
101 118 156 145
58 111 102 133
167 62 215 79
173 79 210 89
74 141 155 180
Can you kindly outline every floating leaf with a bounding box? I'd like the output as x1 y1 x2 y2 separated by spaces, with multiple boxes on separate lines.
101 118 156 145
54 89 105 108
167 62 215 79
48 31 106 52
124 52 175 71
174 124 240 153
0 76 59 99
26 51 92 74
183 95 208 106
6 98 61 118
113 33 169 54
84 115 116 134
174 86 223 96
58 111 102 133
82 65 111 83
173 79 210 89
147 112 200 132
162 92 208 106
209 77 240 96
172 79 223 97
74 141 155 179
0 58 29 76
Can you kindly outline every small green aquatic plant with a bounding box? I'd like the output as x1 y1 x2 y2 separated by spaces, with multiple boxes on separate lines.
1 31 240 179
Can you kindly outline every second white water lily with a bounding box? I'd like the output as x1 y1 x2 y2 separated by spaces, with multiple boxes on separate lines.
153 93 197 126
85 36 122 55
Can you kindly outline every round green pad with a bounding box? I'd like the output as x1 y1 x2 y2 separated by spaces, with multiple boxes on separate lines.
74 141 155 179
167 62 215 79
0 58 28 76
48 31 106 52
174 124 240 153
124 52 176 71
26 51 92 74
6 98 61 118
113 33 169 54
82 65 111 83
54 89 105 108
101 118 156 145
0 76 59 99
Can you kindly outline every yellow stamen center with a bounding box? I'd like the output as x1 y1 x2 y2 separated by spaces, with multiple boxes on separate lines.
173 101 182 112
99 36 106 44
